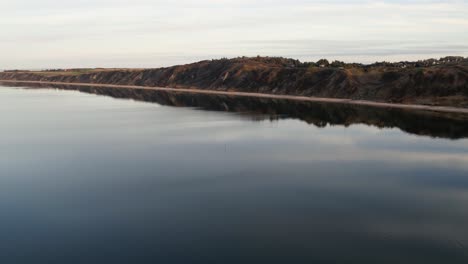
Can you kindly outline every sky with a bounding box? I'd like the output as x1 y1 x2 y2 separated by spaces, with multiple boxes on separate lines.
1 0 468 69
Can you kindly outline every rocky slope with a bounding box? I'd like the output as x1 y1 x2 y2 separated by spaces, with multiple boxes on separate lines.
1 56 468 107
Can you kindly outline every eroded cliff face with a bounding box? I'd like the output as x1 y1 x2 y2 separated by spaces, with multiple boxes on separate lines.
1 57 468 107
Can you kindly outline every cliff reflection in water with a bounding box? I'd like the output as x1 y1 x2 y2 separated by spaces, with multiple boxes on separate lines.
4 82 468 139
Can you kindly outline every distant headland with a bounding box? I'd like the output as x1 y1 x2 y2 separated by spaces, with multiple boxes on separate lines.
1 56 467 109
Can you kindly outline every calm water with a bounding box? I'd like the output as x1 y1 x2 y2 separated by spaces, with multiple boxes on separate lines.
1 85 468 263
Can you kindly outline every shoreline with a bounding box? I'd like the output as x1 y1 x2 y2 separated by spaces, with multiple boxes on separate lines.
1 79 468 114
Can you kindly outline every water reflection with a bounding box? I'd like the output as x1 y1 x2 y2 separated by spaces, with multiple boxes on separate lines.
3 81 468 139
0 84 468 264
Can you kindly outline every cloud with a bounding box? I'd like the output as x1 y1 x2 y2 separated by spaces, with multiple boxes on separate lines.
0 0 467 68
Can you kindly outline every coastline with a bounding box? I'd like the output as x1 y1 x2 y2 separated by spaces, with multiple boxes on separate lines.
2 79 468 114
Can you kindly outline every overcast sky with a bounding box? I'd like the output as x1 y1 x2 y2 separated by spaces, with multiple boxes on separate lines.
1 0 467 69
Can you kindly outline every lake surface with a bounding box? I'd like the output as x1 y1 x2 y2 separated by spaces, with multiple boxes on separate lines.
1 85 468 263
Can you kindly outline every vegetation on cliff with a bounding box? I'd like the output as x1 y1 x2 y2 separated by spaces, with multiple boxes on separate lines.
1 56 468 107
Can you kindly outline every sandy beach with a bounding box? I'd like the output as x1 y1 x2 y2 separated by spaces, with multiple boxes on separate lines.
2 79 468 114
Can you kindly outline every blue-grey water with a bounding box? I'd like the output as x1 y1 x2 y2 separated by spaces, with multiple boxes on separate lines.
1 85 468 264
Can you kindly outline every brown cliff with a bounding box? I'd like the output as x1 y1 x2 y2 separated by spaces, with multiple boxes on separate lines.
1 56 468 107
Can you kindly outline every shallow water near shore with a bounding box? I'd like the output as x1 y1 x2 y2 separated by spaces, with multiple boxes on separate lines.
1 85 468 263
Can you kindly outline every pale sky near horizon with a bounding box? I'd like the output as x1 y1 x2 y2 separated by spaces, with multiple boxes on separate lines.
1 0 467 69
